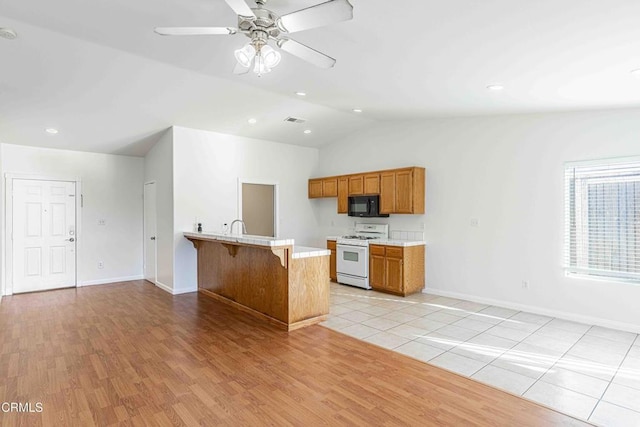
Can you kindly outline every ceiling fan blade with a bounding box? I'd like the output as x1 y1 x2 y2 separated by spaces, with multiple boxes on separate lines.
277 38 336 69
154 27 237 36
278 0 353 33
224 0 255 18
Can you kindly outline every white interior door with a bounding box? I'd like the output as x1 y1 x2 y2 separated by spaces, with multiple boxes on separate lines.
12 179 77 293
144 182 157 284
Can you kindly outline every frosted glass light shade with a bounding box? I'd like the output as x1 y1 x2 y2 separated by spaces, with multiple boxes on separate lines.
234 44 255 68
261 45 281 68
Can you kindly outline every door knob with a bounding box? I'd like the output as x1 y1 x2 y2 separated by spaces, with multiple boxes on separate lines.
150 236 156 240
66 237 75 242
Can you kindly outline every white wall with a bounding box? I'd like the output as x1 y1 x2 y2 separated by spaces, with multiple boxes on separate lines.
315 109 640 332
171 126 320 293
143 129 174 292
1 143 144 290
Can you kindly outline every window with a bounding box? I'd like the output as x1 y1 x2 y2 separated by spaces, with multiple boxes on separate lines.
565 159 640 282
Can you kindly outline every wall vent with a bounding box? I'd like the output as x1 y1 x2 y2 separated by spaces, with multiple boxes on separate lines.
284 116 306 124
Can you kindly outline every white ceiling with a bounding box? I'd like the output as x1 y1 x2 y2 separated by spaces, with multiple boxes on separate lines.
2 0 640 156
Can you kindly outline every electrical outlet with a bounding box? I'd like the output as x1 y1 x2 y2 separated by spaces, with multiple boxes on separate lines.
522 280 529 289
98 261 104 269
470 218 479 227
98 219 106 226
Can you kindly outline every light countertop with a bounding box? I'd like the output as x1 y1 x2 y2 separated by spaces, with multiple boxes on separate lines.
325 236 425 247
371 239 425 247
184 232 329 258
292 246 331 259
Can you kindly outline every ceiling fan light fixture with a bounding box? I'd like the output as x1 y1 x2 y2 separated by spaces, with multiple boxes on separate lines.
234 43 256 68
235 42 281 76
261 45 281 69
156 0 354 74
253 53 272 76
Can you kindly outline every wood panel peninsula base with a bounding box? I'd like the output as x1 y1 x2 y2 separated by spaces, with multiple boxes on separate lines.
185 232 330 331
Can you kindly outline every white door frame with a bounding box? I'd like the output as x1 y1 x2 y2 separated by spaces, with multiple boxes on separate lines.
143 180 157 284
237 178 279 238
3 174 82 296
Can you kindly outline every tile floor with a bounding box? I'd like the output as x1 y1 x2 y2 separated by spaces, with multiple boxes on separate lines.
321 283 640 426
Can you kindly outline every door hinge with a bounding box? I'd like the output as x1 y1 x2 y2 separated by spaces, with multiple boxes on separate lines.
81 194 84 208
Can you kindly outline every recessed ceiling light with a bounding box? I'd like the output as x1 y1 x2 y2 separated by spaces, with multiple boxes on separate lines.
631 69 640 77
295 91 307 96
248 118 257 124
0 28 17 40
352 108 363 113
486 85 504 91
45 128 59 134
303 129 312 134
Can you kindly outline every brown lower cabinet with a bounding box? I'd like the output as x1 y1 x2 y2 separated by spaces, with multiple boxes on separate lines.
327 240 337 282
369 244 425 296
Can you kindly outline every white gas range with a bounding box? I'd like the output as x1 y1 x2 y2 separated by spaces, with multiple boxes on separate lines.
336 223 388 289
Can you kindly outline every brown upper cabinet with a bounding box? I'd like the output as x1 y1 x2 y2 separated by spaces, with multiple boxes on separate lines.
322 178 338 197
380 167 425 214
348 175 364 195
337 177 348 213
309 166 425 215
363 173 380 194
308 178 323 198
308 177 339 198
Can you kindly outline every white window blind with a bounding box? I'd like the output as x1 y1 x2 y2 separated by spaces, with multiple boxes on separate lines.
565 159 640 282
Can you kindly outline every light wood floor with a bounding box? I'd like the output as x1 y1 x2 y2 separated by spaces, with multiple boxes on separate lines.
0 281 591 426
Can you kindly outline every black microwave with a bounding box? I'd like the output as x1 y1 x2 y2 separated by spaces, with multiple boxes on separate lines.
348 195 389 217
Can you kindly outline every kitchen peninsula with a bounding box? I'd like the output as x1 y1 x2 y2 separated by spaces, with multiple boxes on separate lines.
185 232 330 331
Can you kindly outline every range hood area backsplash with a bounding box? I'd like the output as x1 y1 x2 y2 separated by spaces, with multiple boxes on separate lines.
314 201 426 243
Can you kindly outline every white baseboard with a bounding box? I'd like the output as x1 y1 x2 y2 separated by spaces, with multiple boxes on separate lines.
152 281 196 295
172 287 197 295
79 275 144 287
424 287 640 334
154 281 173 294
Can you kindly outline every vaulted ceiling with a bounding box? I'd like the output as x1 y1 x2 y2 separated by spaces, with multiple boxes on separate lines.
2 0 640 155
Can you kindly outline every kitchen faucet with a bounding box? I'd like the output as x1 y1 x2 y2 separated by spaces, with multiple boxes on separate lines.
229 219 247 235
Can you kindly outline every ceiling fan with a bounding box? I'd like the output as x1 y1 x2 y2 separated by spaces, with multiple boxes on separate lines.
155 0 354 76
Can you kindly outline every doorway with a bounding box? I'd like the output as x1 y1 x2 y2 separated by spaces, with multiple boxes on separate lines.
143 182 157 284
8 178 78 294
240 181 277 237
